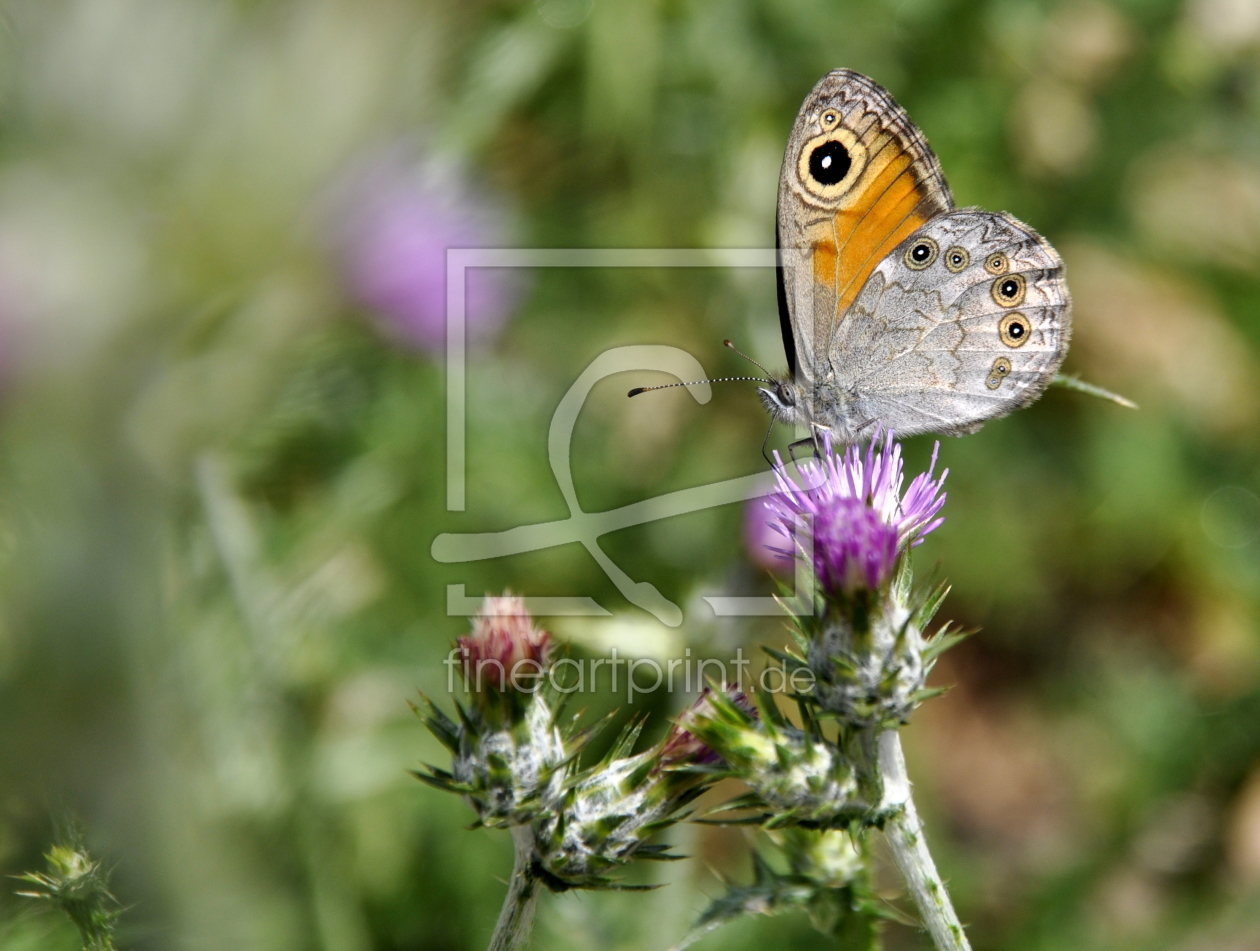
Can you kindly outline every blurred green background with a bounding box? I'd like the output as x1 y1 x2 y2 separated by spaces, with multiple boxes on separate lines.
1 0 1260 949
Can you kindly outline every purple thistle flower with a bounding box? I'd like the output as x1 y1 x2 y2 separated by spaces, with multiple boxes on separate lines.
765 432 947 595
810 498 899 594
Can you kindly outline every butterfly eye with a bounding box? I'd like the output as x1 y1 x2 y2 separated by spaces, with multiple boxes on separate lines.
943 246 969 273
904 237 939 270
984 251 1009 275
985 357 1013 389
992 273 1026 307
999 312 1030 348
821 109 840 128
808 140 852 186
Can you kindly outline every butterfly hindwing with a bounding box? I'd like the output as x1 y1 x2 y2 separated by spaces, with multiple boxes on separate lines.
827 209 1072 437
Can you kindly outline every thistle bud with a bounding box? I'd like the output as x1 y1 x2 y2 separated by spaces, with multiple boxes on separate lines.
679 688 871 827
529 692 742 890
457 595 552 726
672 828 877 950
17 832 120 951
416 595 567 828
658 686 754 769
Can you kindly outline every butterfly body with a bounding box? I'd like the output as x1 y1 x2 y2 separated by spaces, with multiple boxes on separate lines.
766 69 1071 442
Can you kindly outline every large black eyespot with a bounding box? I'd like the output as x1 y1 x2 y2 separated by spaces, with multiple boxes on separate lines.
991 273 1026 307
904 236 938 270
999 312 1030 348
986 356 1013 389
809 140 852 186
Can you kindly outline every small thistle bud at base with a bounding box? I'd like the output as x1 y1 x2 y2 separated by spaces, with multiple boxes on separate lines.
17 831 121 951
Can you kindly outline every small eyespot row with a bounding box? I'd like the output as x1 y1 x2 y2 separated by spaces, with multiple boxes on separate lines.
943 246 969 273
905 236 939 270
998 312 1030 348
985 356 1012 390
992 273 1026 308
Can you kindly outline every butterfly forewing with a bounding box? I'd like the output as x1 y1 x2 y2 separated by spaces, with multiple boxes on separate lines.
777 69 954 383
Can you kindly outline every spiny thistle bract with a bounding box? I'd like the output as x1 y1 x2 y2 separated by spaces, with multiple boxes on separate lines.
527 688 754 890
16 833 121 951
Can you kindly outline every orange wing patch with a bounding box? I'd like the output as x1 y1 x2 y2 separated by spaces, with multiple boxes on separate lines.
814 132 939 313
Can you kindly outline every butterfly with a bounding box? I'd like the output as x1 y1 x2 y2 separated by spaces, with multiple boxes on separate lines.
758 69 1072 444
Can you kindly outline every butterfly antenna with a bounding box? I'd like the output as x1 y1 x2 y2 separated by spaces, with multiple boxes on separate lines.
723 339 775 378
627 376 769 398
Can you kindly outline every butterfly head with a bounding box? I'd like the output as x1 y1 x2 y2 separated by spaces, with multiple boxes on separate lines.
757 378 805 426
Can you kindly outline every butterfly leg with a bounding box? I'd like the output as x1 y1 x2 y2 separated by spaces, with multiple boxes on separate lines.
760 418 777 468
786 437 818 468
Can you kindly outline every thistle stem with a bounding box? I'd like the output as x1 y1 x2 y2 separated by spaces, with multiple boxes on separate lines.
877 731 971 951
487 826 541 951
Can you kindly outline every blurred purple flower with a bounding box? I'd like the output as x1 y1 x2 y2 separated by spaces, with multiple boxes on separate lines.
334 156 520 354
743 495 795 575
765 433 947 596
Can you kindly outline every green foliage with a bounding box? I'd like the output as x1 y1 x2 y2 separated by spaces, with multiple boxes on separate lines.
0 0 1259 949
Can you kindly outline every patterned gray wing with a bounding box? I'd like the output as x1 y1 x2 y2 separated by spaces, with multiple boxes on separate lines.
827 209 1071 438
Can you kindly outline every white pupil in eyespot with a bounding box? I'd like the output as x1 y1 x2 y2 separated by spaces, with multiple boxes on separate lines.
821 156 832 168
